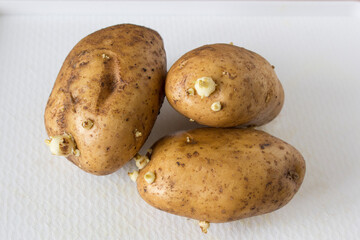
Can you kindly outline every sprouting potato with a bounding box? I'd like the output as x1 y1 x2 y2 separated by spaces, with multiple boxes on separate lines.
44 24 167 175
165 44 284 127
137 128 305 223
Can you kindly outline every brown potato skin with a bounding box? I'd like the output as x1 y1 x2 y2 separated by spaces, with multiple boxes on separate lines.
137 128 305 223
165 44 284 127
44 24 166 175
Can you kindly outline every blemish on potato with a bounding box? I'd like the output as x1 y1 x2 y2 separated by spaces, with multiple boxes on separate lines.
82 119 94 130
179 60 187 69
79 61 89 67
266 181 273 188
176 161 185 167
286 171 299 181
260 143 271 149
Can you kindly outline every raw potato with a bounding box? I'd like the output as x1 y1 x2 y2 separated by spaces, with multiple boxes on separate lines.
165 44 284 127
44 24 166 175
137 128 305 223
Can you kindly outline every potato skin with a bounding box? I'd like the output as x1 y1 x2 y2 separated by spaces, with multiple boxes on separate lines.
165 44 284 127
137 128 305 223
44 24 166 175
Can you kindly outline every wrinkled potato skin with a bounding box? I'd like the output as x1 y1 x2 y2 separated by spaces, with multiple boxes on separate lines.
165 44 284 127
137 128 305 223
44 24 166 175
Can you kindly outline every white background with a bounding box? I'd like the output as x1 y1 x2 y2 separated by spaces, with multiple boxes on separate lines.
0 1 359 239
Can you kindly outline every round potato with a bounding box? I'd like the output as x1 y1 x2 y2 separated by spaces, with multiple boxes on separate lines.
137 128 305 223
44 24 166 175
165 44 284 127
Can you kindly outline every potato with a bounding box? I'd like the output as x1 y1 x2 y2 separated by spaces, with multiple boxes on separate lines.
137 128 305 223
165 44 284 127
44 24 166 175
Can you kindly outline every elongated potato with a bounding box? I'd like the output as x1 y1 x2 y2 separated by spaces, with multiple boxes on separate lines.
165 44 284 127
44 24 166 175
137 128 305 223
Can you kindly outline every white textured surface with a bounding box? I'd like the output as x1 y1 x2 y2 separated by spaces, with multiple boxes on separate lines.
1 6 360 240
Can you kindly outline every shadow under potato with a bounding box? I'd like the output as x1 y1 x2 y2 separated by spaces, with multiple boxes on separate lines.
139 99 204 153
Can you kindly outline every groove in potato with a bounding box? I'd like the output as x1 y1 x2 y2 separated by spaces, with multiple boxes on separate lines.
44 24 166 175
137 128 305 223
165 44 284 127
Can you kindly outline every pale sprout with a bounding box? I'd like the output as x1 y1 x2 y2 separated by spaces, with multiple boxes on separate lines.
45 133 78 157
211 101 222 112
199 221 210 234
144 171 156 184
186 88 195 96
135 129 142 138
102 53 110 60
73 149 81 157
194 77 216 98
128 170 139 182
134 154 150 170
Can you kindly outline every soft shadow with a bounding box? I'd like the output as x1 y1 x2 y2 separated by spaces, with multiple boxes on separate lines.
140 99 203 152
